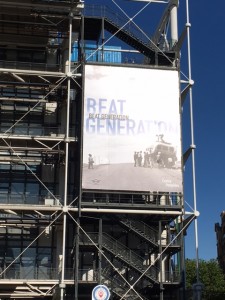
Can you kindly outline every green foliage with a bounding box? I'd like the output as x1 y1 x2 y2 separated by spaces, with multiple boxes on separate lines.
185 259 225 300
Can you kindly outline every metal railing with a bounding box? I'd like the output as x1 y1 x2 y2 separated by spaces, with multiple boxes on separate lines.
84 4 152 47
120 218 158 246
0 60 62 72
0 195 79 206
0 267 73 280
80 232 159 283
0 264 180 285
82 192 183 207
102 233 159 282
0 125 76 138
79 232 181 284
120 219 181 247
0 266 98 282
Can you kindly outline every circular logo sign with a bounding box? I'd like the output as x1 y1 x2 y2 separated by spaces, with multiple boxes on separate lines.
92 285 110 300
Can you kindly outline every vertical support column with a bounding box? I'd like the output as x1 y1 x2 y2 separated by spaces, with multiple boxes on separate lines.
185 0 200 295
170 4 178 46
181 224 186 300
80 16 85 61
75 219 80 300
78 14 85 218
159 221 164 300
60 12 73 300
98 218 102 284
101 17 105 62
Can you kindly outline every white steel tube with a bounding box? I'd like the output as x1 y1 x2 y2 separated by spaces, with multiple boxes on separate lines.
0 68 65 76
79 208 183 215
170 4 178 45
186 0 200 287
0 205 186 214
61 12 73 299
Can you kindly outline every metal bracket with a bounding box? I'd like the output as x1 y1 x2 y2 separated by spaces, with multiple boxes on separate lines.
181 79 194 106
172 23 190 52
183 144 196 164
152 0 179 46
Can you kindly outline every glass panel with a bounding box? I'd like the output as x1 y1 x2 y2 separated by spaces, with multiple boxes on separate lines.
37 248 51 279
26 183 39 204
21 248 36 279
11 183 24 204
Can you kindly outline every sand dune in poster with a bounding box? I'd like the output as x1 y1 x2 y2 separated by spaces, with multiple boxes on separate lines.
82 162 182 192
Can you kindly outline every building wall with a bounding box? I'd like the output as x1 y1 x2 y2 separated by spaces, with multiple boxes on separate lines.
215 212 225 272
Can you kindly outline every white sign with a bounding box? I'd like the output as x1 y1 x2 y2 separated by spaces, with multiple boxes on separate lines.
92 285 110 300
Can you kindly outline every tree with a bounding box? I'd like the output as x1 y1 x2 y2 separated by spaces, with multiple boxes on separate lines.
185 259 225 300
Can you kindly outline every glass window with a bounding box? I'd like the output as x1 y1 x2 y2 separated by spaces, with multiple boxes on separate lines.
26 183 39 204
21 248 36 279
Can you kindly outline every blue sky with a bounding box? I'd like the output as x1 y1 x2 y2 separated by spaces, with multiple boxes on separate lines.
85 0 223 260
182 0 225 260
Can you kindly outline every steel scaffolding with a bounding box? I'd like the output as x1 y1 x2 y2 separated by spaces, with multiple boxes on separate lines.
0 0 198 299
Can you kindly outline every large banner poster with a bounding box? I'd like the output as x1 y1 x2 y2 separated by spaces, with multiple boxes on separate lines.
82 65 182 193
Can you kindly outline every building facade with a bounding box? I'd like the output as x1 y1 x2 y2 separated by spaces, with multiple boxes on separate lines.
0 0 196 299
215 212 225 272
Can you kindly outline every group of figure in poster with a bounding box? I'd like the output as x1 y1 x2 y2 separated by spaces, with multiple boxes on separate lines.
134 149 174 169
134 150 155 168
